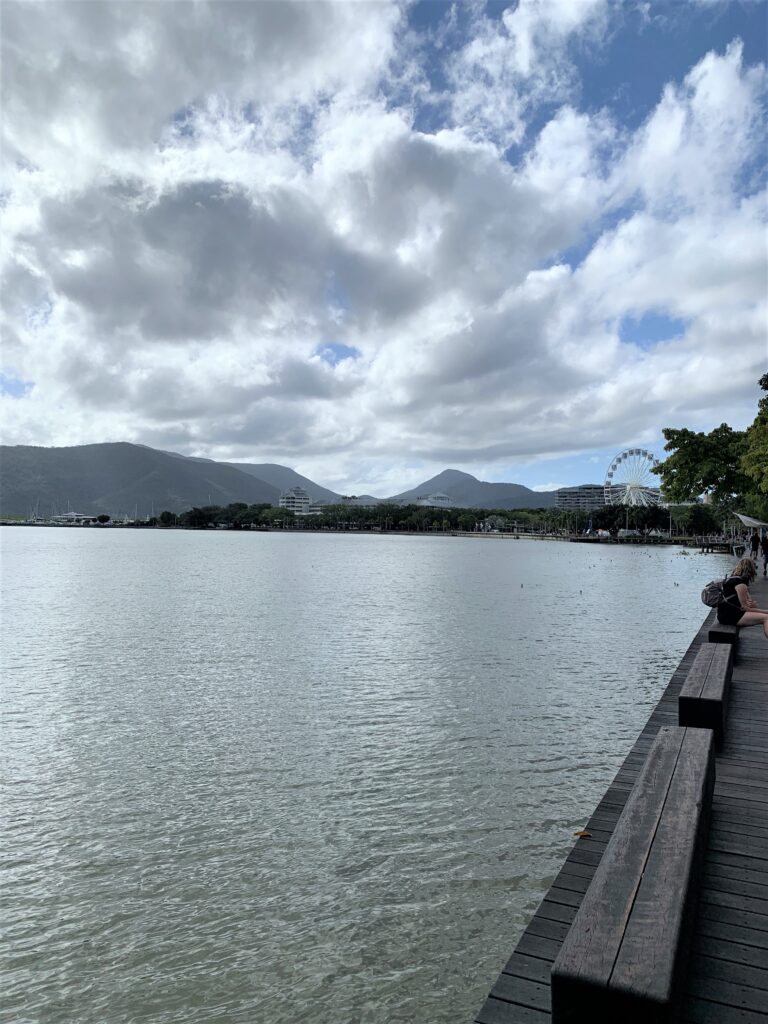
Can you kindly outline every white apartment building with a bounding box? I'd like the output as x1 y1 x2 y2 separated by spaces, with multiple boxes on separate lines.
279 487 311 514
278 487 326 516
555 484 606 512
415 492 453 508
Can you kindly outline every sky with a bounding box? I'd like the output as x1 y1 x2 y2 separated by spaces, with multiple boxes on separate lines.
1 0 766 497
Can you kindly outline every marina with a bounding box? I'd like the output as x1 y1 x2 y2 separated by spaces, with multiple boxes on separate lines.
475 575 768 1023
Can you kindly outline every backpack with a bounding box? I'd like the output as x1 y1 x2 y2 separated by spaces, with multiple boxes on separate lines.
701 577 726 607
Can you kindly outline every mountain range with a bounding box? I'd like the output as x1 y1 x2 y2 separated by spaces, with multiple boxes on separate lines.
389 469 557 510
0 442 558 517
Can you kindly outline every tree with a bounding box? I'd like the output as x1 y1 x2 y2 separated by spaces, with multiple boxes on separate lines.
260 507 294 527
96 514 110 524
683 504 720 534
159 510 174 526
742 372 768 494
652 423 750 503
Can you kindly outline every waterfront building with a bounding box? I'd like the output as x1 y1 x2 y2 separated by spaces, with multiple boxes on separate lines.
279 488 325 516
50 511 96 524
415 492 453 508
556 484 606 512
279 487 311 514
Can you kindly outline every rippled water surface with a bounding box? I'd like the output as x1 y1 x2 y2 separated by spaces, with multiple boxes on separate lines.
1 528 733 1024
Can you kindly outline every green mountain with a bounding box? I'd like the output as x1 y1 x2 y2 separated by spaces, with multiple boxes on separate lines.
0 444 559 519
0 442 280 518
225 463 342 503
387 469 557 509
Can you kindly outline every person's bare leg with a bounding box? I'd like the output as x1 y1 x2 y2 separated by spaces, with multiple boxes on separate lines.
737 611 768 638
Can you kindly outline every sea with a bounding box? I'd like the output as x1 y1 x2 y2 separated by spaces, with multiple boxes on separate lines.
1 527 733 1024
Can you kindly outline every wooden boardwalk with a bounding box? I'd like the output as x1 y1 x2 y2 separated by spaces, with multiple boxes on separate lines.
475 576 768 1024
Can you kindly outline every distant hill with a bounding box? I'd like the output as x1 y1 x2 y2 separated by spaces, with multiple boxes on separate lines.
0 444 559 519
387 469 557 509
154 451 345 503
225 463 343 504
0 443 280 517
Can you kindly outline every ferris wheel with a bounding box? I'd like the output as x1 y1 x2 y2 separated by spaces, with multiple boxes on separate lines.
604 448 661 507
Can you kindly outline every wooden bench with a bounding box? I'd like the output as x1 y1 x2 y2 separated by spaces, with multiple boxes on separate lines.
679 642 733 749
550 726 715 1024
708 622 739 645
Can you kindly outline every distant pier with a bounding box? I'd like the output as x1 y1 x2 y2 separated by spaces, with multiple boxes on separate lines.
475 575 768 1023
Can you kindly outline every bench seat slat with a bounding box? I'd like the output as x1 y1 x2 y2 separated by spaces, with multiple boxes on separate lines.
708 623 739 645
551 726 715 1023
611 728 715 1008
679 644 733 748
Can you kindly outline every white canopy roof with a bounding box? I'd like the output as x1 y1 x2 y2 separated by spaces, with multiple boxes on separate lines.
734 512 768 528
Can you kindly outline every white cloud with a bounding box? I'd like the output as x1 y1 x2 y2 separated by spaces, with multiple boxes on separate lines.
1 2 766 494
617 40 766 212
448 0 608 145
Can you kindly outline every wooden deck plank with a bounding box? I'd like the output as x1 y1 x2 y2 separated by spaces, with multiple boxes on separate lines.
688 976 768 1014
684 996 768 1023
691 954 768 992
500 954 553 985
695 934 768 970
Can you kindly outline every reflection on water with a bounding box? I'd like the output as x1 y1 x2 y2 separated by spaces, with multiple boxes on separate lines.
1 529 730 1023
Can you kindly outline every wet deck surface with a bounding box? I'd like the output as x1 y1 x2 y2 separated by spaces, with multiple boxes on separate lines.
475 576 768 1024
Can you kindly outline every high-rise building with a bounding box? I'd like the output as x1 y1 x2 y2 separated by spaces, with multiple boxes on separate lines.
556 484 606 511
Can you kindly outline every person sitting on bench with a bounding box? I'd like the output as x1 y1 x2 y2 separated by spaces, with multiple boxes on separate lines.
717 557 768 639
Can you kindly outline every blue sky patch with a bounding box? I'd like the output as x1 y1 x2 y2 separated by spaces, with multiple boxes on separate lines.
315 343 361 367
506 442 667 491
0 372 33 398
171 106 198 139
619 311 688 349
575 2 767 133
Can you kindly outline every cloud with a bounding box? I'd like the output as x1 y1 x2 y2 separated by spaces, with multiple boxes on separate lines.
617 40 766 212
1 2 766 494
447 0 609 145
2 1 403 169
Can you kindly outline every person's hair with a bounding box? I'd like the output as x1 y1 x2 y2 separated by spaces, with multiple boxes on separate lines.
733 557 757 582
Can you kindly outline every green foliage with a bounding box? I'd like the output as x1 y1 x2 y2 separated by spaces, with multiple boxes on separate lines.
741 491 768 523
167 501 563 532
652 423 750 503
96 513 110 524
653 374 767 523
681 503 720 534
742 372 768 494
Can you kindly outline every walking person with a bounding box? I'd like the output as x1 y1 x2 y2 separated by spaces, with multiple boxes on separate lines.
750 531 760 559
761 533 768 577
717 558 768 639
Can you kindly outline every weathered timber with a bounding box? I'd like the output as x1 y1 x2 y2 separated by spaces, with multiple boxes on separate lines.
550 726 715 1024
679 643 733 748
708 623 739 645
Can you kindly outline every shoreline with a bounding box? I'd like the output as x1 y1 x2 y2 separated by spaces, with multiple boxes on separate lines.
0 520 729 547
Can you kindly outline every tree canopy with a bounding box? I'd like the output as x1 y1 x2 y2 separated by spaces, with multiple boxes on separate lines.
742 372 768 495
652 375 768 520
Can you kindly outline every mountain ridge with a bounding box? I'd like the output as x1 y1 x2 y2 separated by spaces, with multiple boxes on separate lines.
389 468 557 509
0 443 279 517
0 442 560 516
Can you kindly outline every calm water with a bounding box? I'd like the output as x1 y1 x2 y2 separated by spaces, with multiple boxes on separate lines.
1 528 732 1024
